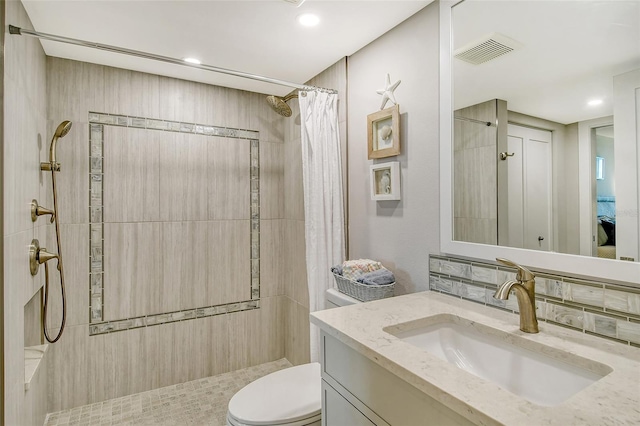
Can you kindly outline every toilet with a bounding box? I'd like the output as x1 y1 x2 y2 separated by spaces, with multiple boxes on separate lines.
226 288 360 426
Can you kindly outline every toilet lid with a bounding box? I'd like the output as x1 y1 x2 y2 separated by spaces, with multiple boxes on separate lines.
227 363 321 426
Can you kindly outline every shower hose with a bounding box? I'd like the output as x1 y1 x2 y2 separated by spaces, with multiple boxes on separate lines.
43 166 66 343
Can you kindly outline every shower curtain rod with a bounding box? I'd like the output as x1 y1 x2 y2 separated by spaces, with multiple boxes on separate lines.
9 25 337 94
454 116 494 127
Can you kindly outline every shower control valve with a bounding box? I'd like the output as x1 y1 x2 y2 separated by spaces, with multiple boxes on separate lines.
31 199 55 223
29 239 59 276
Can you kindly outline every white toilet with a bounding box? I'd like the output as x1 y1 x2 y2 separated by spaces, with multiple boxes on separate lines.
226 288 360 426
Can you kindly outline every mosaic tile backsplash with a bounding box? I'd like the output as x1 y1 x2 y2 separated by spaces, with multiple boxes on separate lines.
429 255 640 347
88 112 261 335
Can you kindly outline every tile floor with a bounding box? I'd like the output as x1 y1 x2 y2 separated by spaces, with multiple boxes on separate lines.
45 358 293 426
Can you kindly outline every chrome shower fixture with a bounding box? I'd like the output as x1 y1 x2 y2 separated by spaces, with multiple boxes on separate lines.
266 93 298 117
41 120 72 172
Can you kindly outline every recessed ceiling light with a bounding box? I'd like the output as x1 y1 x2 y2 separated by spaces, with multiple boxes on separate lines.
183 57 201 65
587 99 603 106
297 13 320 27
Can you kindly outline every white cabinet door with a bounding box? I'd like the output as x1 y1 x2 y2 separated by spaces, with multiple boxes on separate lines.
323 380 376 426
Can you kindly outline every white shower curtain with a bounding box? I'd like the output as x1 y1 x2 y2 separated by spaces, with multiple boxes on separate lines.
299 90 345 362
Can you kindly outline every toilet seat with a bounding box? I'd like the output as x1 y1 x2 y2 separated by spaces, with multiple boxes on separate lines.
227 363 321 426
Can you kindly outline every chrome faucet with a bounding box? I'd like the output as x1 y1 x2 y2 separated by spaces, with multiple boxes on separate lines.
494 258 539 333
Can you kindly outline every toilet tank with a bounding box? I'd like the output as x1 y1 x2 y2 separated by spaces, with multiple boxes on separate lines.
325 288 360 309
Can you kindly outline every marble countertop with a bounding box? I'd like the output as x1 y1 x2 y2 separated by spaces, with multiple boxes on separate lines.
310 291 640 426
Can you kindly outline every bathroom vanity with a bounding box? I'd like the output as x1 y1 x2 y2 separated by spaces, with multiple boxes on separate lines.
310 292 640 425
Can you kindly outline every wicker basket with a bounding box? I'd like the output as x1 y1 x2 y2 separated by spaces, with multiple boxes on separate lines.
332 273 395 302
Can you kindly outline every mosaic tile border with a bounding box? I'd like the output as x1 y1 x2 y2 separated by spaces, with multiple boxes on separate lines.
88 112 259 139
89 300 260 335
429 254 640 347
88 112 260 336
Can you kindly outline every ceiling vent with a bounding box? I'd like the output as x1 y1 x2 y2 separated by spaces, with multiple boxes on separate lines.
454 33 522 65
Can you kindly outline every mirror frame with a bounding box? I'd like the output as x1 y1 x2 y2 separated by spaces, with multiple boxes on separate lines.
439 0 640 286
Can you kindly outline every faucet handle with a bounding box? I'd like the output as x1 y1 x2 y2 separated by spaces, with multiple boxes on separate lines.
496 258 535 282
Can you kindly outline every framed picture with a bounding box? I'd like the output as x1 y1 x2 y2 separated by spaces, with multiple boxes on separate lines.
367 104 400 159
370 161 401 201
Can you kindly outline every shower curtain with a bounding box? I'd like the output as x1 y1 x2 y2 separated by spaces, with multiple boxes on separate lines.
299 89 345 362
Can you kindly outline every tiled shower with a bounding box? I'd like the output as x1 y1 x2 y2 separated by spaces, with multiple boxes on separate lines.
44 57 287 413
4 0 347 422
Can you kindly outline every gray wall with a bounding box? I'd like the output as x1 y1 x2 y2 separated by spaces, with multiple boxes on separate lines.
3 0 50 424
347 3 440 295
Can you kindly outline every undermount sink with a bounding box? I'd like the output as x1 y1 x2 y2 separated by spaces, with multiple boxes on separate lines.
384 314 612 407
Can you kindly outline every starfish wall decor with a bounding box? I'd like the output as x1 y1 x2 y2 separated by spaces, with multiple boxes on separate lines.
376 73 401 110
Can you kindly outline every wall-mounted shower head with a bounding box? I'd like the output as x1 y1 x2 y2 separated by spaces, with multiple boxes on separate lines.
266 93 298 117
49 120 72 165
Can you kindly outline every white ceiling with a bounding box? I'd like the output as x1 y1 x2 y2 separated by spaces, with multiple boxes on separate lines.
453 0 640 125
21 0 431 97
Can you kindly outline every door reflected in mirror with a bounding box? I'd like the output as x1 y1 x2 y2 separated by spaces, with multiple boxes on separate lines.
452 0 640 262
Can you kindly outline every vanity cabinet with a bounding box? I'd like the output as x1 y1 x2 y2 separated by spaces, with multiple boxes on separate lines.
320 332 473 426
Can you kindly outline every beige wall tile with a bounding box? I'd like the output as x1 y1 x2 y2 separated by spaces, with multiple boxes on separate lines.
261 142 284 219
284 298 311 366
199 314 231 379
105 220 251 320
43 224 89 329
284 137 304 221
47 325 90 411
207 136 250 220
283 98 301 145
158 132 209 221
282 296 294 364
206 220 251 305
260 219 285 298
48 58 106 124
3 2 51 421
4 80 45 235
284 220 309 308
6 6 47 109
143 322 177 390
160 221 209 313
103 126 146 222
4 233 32 423
103 222 161 319
228 296 283 371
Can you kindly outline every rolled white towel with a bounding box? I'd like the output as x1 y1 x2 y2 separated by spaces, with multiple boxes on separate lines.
341 259 383 280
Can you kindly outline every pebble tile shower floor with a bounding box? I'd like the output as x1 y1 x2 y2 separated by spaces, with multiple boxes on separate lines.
45 359 292 426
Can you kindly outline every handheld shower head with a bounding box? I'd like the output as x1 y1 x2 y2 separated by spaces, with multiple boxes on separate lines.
49 120 72 165
266 93 298 117
55 120 72 138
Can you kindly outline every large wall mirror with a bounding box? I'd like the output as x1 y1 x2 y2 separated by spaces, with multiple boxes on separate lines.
440 0 640 285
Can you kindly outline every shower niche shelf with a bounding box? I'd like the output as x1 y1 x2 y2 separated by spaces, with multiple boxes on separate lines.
24 344 48 391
